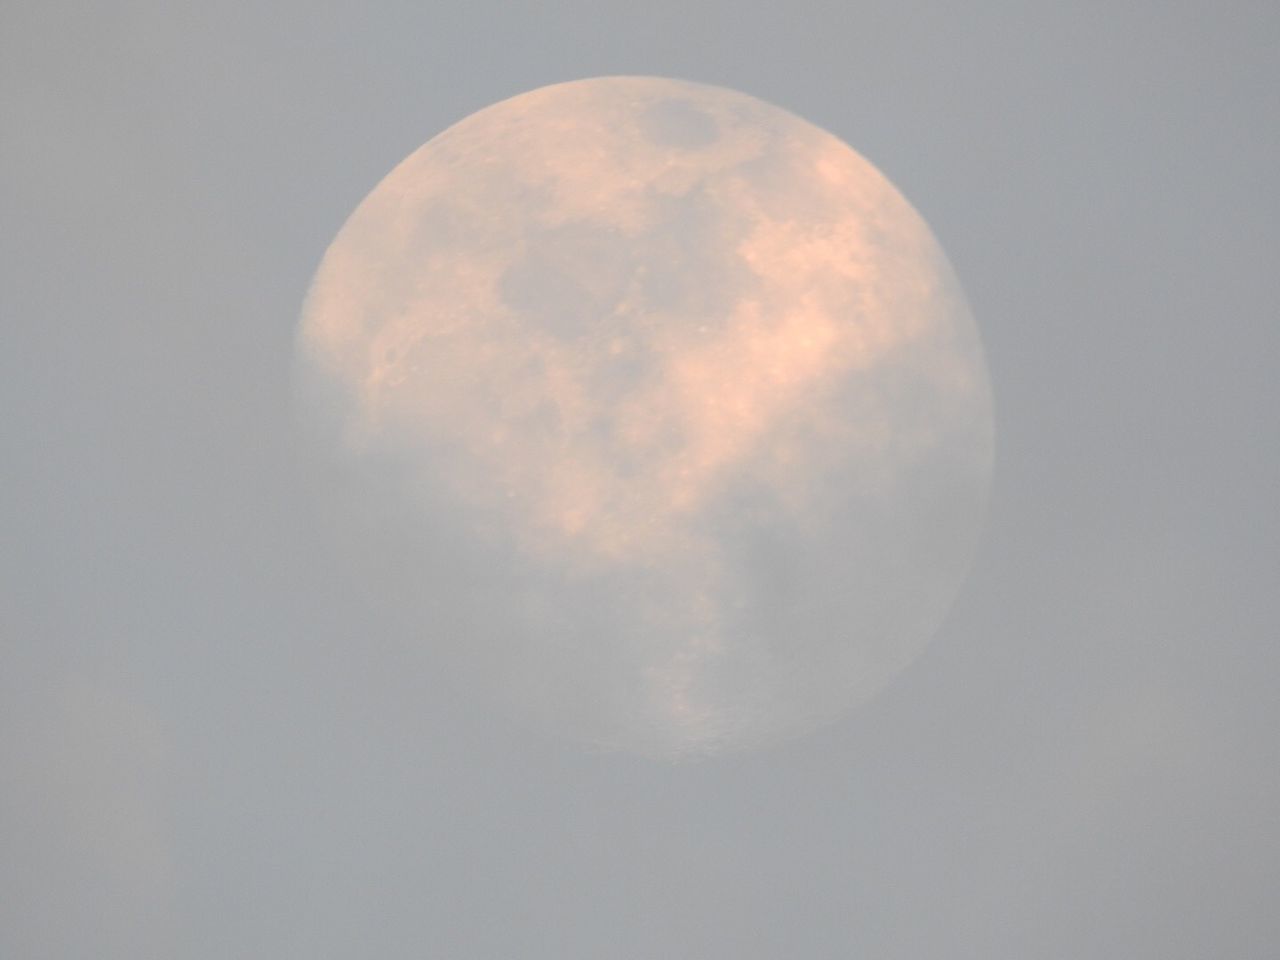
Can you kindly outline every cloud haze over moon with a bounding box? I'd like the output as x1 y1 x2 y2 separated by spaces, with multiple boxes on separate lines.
296 76 994 757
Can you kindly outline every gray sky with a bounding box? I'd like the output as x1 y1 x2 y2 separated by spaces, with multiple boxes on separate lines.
3 2 1277 957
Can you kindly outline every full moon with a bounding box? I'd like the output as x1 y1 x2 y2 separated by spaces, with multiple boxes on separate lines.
296 76 994 757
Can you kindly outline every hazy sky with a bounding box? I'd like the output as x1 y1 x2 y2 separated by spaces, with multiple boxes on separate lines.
3 2 1277 958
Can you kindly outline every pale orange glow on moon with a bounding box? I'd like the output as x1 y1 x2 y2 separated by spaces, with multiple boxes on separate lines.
297 77 994 756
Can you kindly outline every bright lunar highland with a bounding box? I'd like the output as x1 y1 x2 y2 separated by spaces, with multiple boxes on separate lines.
297 76 994 757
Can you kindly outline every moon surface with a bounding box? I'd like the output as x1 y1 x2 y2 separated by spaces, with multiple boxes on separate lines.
296 76 994 757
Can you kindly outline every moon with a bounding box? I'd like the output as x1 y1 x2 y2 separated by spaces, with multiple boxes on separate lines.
296 76 994 757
